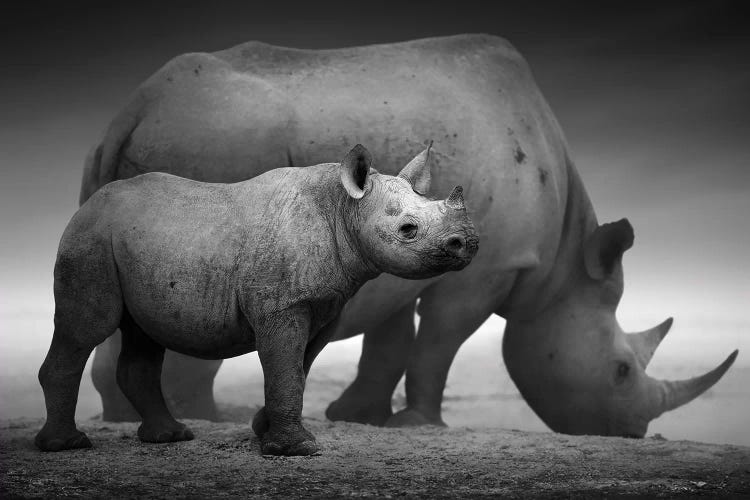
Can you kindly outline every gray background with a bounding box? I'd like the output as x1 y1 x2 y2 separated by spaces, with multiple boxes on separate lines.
1 1 748 444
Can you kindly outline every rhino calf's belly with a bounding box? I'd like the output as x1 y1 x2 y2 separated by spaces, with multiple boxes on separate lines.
123 293 257 360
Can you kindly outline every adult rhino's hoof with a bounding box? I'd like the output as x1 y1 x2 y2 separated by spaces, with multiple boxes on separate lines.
325 396 393 426
137 420 194 443
385 408 447 428
35 427 92 452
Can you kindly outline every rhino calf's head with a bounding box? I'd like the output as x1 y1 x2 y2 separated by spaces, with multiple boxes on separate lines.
339 144 478 280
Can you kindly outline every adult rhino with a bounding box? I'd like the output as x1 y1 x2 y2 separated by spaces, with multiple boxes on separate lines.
83 34 737 437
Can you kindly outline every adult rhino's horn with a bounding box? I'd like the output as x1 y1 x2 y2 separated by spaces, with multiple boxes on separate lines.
445 185 466 211
398 141 433 195
627 317 673 368
650 349 738 417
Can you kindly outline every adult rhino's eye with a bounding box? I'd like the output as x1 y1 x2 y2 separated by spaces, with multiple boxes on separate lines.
615 362 630 384
399 223 418 240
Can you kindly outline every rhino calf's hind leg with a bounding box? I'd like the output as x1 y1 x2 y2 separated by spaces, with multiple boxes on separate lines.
93 334 220 422
116 310 193 443
36 232 124 451
35 332 98 451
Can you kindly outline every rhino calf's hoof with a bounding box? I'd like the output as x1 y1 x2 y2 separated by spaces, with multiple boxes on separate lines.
385 408 447 428
35 427 92 452
261 437 319 456
261 425 318 456
137 420 194 443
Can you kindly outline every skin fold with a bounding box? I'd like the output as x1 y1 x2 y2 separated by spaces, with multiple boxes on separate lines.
81 34 737 436
35 145 478 455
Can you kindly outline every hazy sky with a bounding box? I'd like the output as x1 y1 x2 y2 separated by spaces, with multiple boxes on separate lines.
1 0 748 336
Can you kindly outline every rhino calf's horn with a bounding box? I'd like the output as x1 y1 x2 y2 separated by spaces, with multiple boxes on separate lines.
446 185 466 211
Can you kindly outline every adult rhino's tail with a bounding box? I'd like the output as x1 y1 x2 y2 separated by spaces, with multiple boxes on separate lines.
79 143 104 205
78 95 145 205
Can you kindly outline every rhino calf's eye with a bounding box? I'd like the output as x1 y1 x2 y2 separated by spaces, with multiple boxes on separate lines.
399 223 418 240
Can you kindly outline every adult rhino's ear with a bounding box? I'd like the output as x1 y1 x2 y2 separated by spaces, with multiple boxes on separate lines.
583 218 634 280
398 141 432 195
340 144 373 199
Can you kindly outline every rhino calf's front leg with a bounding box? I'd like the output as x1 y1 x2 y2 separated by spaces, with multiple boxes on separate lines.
253 312 342 439
253 308 317 456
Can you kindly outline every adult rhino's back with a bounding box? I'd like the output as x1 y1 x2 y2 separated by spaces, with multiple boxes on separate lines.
87 35 567 247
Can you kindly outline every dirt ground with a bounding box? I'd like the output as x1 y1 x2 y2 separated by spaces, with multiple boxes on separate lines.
2 406 749 499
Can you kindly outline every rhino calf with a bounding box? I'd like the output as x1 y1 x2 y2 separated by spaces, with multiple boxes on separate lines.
35 144 478 455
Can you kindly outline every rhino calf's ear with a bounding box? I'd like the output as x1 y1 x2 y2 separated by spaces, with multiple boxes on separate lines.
398 141 433 195
583 218 634 280
340 144 373 199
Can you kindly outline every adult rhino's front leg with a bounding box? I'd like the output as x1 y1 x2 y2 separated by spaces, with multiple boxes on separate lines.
385 274 514 427
325 300 416 426
253 308 318 456
92 334 221 422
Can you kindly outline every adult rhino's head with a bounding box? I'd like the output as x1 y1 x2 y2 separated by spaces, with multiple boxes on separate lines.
504 218 738 438
339 144 478 279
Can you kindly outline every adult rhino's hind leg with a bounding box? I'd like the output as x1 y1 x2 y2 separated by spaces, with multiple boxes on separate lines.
160 351 221 421
116 310 194 443
92 333 141 421
325 300 416 426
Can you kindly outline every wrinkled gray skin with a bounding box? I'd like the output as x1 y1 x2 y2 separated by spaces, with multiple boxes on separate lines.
35 145 478 455
83 34 737 437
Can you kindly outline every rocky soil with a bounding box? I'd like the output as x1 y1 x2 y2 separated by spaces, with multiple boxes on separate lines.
2 411 749 499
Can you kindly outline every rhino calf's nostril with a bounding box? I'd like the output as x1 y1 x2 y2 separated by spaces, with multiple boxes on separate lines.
447 236 464 253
